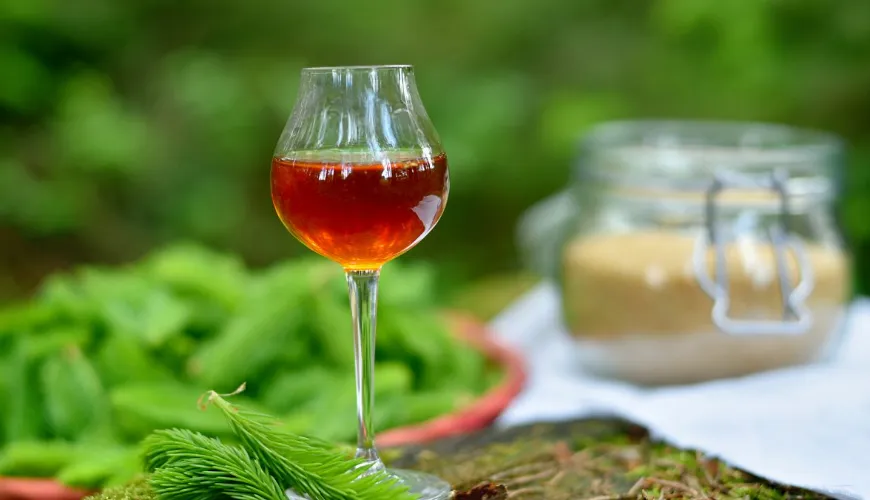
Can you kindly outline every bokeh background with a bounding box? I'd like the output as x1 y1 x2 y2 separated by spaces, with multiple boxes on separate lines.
3 0 870 301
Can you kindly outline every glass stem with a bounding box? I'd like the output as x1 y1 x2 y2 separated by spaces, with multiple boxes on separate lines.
346 269 382 467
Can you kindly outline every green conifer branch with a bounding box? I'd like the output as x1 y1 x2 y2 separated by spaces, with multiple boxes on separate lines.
132 388 420 500
204 390 416 500
143 429 286 500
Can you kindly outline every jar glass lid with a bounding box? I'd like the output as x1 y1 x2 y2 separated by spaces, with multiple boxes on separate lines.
575 120 843 201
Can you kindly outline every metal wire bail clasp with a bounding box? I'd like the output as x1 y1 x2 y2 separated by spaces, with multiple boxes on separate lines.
692 169 816 336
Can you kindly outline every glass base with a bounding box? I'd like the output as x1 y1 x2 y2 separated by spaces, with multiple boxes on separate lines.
286 468 452 499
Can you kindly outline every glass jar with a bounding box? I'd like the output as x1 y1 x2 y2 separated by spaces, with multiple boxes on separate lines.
518 120 851 386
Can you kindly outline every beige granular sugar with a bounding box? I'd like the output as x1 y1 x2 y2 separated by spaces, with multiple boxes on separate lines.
562 231 849 385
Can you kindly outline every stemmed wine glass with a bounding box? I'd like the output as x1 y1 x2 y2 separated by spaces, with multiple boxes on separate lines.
270 65 451 499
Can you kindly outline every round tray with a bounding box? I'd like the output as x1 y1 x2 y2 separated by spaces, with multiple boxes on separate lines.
0 312 527 500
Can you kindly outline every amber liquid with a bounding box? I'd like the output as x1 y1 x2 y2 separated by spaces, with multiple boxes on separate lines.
271 152 449 270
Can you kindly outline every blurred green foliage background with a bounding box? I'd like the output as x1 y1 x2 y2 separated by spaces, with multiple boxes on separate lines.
2 0 869 299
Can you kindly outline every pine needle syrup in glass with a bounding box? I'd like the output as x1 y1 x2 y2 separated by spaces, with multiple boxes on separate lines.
271 151 449 270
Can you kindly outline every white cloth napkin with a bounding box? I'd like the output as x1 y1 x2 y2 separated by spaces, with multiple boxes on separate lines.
490 283 870 500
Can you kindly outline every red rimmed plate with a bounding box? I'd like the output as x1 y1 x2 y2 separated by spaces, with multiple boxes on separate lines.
378 312 527 447
0 312 527 500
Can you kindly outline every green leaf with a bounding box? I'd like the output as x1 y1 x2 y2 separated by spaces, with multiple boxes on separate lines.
379 262 438 307
187 262 318 391
307 298 354 370
377 309 455 390
40 346 109 440
110 382 236 440
0 441 79 477
374 362 414 398
144 243 247 310
94 334 175 387
23 326 91 360
260 368 345 414
37 273 98 324
378 390 464 430
57 446 140 490
114 289 191 347
3 341 46 441
0 301 58 339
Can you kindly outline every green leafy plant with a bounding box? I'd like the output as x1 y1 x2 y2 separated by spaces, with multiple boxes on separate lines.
0 244 495 490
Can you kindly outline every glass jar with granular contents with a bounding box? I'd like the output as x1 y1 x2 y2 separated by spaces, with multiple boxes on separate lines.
518 120 851 386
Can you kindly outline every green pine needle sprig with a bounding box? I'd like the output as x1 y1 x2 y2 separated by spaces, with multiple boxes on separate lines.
143 429 286 500
203 389 415 500
136 385 420 500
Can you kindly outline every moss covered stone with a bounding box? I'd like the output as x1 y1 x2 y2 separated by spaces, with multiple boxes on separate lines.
90 418 828 500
